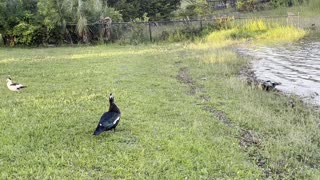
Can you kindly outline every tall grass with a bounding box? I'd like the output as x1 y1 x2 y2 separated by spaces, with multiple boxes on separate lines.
259 26 306 43
206 20 306 44
308 0 320 11
243 20 268 32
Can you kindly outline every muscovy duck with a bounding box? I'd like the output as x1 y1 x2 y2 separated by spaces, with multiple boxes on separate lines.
93 93 121 135
6 77 27 92
262 80 281 91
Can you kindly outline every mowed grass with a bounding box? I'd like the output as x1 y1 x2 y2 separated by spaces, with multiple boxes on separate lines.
0 39 319 178
0 45 260 178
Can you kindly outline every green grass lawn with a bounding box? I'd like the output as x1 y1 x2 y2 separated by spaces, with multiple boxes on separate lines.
0 41 319 178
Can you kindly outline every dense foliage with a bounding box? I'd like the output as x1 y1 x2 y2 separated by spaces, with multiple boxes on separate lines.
236 0 305 11
107 0 181 21
0 0 314 46
0 0 124 46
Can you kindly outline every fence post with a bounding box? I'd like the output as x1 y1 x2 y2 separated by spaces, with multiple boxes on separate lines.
200 19 203 31
148 22 152 42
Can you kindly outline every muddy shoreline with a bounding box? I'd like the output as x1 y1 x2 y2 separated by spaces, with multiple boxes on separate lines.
237 53 320 112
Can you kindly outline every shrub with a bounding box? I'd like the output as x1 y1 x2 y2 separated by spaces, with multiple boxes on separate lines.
197 17 235 40
168 29 188 42
7 22 45 46
213 16 235 30
237 0 257 12
160 31 170 41
166 26 201 42
47 26 65 45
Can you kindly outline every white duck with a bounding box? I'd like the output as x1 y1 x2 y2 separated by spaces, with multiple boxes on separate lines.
6 77 27 92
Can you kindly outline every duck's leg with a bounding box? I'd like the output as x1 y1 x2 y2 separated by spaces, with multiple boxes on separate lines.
113 128 116 132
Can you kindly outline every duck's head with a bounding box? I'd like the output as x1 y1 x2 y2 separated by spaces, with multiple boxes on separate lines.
93 123 106 135
6 77 12 83
109 93 114 104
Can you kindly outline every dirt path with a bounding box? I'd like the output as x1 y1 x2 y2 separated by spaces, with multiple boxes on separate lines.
175 64 276 178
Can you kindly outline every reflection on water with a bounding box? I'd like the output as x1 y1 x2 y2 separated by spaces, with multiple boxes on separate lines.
237 41 320 106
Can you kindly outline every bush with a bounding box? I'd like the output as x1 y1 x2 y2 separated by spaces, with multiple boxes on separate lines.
200 17 235 40
116 23 147 45
7 22 45 46
213 16 235 30
237 0 257 12
167 26 201 42
47 26 64 45
160 31 170 41
168 29 188 42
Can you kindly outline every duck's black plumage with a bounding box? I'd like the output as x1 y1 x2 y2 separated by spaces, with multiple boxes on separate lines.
262 80 281 91
93 93 121 135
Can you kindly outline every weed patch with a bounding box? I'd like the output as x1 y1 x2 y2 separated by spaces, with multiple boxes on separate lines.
206 20 306 44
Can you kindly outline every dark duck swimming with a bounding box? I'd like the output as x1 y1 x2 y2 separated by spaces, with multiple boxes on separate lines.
93 93 121 135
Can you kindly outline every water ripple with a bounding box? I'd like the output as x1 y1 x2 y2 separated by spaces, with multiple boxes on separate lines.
237 41 320 106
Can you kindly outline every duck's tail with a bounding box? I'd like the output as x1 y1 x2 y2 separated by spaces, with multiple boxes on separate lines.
18 86 27 90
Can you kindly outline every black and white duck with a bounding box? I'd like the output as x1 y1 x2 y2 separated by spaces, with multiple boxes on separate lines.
261 80 281 91
93 93 121 135
6 77 27 92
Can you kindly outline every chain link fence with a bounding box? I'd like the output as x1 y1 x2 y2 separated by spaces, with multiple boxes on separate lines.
66 19 213 44
64 14 319 44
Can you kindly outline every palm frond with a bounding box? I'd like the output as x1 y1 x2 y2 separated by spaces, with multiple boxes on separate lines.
76 15 88 35
76 0 83 18
62 0 74 14
92 0 102 12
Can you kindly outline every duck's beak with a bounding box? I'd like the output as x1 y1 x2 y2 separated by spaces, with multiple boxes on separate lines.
93 126 105 135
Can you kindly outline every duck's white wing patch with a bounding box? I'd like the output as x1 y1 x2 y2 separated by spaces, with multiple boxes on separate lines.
7 83 19 91
113 116 120 125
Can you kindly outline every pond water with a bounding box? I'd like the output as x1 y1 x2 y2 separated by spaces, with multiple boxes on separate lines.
237 41 320 106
